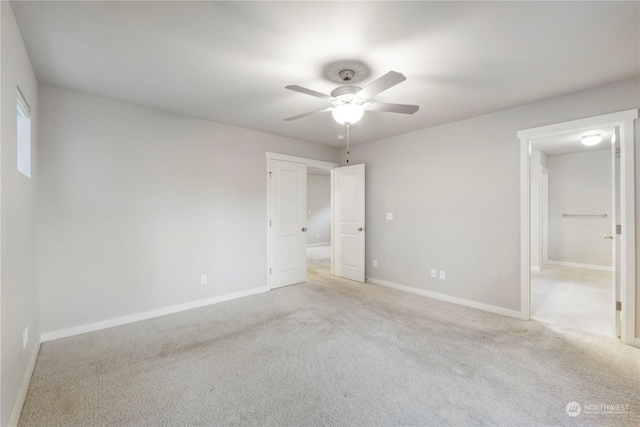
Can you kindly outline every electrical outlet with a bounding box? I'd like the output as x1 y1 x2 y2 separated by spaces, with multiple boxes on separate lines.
201 275 207 285
439 271 446 280
431 269 437 278
23 326 28 349
386 212 393 220
373 259 378 267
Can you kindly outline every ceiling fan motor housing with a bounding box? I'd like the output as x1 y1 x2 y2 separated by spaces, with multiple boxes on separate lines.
330 86 365 106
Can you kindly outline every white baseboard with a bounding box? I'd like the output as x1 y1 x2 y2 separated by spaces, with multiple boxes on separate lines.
545 260 612 271
9 342 40 427
366 277 522 319
40 287 269 343
306 242 330 248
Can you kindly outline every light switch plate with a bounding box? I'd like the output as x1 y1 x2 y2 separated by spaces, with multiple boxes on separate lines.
386 212 393 220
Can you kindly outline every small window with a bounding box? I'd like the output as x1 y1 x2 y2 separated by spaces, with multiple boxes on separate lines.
17 88 31 178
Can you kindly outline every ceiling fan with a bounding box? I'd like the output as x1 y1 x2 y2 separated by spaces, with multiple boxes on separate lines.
284 70 419 125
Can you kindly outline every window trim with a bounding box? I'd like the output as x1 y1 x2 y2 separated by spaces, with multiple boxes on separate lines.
17 86 30 117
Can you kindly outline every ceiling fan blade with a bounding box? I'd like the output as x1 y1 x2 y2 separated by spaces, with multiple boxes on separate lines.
366 102 419 114
284 107 333 121
356 71 407 99
285 85 331 100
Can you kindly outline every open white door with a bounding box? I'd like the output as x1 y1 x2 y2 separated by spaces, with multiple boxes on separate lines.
270 160 307 289
612 132 622 337
332 164 365 282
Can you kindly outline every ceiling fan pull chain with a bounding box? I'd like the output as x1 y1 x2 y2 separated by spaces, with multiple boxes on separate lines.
346 123 350 164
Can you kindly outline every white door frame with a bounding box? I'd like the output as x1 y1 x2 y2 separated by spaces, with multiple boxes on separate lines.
540 166 549 267
265 152 338 290
518 109 638 346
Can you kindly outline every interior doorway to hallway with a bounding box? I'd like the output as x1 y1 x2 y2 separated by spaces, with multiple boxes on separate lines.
518 109 638 346
529 128 615 337
266 153 337 289
306 167 332 281
266 152 367 289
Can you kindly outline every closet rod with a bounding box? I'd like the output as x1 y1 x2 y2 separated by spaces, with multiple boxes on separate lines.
562 213 607 218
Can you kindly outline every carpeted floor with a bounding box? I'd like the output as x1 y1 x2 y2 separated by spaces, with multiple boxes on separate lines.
532 265 613 337
19 253 639 426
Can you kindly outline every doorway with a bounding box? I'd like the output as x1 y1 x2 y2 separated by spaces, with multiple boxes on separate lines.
518 109 638 345
306 166 332 280
266 153 366 289
265 153 337 289
529 130 615 336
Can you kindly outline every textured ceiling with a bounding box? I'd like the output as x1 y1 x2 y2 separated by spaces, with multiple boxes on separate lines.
11 1 640 147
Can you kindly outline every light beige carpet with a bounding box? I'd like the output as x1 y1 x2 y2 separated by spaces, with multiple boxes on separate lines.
19 262 639 426
532 265 613 337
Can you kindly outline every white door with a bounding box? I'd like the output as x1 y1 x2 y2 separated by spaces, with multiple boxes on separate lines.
270 160 307 288
332 164 365 282
612 135 621 337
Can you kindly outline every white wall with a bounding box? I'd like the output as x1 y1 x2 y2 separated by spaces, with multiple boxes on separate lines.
547 151 612 267
1 2 40 425
37 86 339 335
349 79 639 314
306 174 331 246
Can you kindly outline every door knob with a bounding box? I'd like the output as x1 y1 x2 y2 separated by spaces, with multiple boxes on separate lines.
358 227 364 231
604 235 613 239
302 227 307 232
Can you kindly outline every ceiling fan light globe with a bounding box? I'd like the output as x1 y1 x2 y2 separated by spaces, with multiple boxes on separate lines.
332 103 364 125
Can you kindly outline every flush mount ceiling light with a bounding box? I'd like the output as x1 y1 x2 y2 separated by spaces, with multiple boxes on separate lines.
581 134 602 146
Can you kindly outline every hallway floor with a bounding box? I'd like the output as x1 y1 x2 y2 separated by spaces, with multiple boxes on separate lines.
306 245 331 278
531 265 614 337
